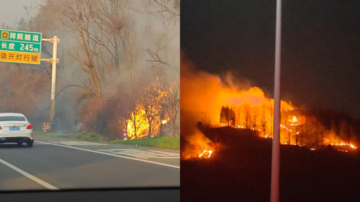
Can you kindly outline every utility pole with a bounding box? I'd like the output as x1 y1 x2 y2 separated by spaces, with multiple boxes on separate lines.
41 36 60 124
270 0 282 201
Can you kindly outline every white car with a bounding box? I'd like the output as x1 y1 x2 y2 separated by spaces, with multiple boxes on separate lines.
0 113 34 147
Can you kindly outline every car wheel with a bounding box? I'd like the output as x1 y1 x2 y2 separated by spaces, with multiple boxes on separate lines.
17 142 23 146
26 140 33 147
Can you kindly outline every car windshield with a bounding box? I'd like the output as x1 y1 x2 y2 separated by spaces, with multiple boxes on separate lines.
0 0 179 194
0 116 26 122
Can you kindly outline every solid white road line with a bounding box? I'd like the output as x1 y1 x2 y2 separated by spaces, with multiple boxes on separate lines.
0 158 58 190
34 141 50 144
35 141 180 169
96 149 180 159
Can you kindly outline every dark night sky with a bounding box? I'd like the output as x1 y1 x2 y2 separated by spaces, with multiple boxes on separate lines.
181 0 360 119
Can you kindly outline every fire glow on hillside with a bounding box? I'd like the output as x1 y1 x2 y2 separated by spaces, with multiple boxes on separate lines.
180 55 357 160
218 91 357 151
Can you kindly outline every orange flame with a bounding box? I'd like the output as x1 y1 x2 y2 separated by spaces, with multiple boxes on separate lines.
181 128 220 160
180 53 357 158
126 79 171 139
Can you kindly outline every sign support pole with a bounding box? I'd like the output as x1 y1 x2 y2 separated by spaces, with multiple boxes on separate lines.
41 36 60 124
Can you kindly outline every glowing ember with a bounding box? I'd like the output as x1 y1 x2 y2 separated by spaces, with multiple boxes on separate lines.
181 128 220 160
288 116 299 125
199 150 213 159
162 120 168 124
311 148 315 150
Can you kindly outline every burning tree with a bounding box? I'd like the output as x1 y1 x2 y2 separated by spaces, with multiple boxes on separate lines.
126 78 179 139
128 104 145 139
243 101 251 129
220 97 358 150
139 81 161 138
220 106 235 127
159 82 180 137
215 87 358 150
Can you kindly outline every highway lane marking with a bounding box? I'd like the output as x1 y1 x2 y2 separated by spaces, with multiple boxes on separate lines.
35 141 180 169
0 158 58 190
47 141 108 146
35 141 50 144
34 141 49 144
97 149 180 159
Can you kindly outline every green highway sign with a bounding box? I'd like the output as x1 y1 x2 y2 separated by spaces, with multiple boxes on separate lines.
0 29 42 65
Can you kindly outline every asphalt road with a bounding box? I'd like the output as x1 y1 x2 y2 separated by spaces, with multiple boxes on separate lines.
0 135 179 191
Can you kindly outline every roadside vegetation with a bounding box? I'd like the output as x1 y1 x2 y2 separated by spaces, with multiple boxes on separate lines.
35 131 180 149
35 131 69 138
110 136 180 149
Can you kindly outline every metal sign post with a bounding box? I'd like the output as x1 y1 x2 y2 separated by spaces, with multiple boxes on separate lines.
270 0 282 201
41 36 60 123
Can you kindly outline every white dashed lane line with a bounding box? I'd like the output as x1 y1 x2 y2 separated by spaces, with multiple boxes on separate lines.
47 141 108 146
0 158 58 190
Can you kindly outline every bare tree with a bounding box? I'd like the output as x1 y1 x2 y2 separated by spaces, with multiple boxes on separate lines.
139 78 161 137
0 17 50 118
131 0 179 75
128 109 138 138
251 105 259 130
160 81 179 136
50 0 102 98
